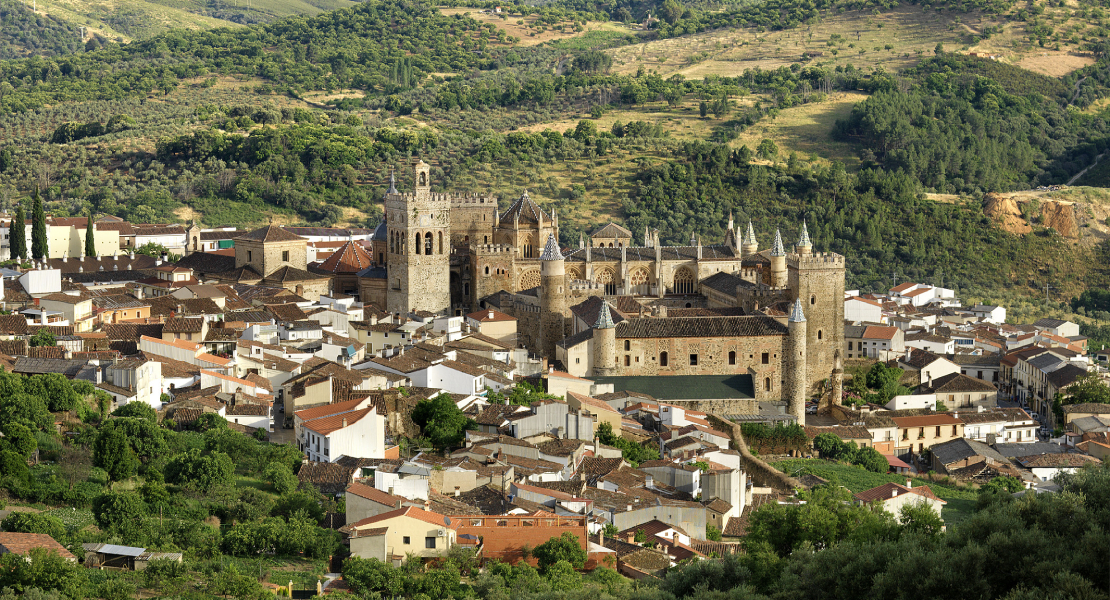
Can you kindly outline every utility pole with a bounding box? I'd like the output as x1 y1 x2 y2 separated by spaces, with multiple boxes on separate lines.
1043 281 1054 304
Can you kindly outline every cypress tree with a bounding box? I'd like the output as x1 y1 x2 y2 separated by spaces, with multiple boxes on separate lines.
30 186 46 261
9 205 25 260
84 212 96 258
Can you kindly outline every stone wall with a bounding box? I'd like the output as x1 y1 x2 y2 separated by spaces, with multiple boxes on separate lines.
663 398 760 414
707 413 802 494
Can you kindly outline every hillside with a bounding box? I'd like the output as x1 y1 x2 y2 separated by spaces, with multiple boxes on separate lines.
0 0 1109 308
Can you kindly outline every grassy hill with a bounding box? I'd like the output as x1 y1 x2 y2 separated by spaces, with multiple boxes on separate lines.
33 0 353 41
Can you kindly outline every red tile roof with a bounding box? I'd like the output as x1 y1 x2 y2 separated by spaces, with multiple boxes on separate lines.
891 414 963 427
346 481 405 507
303 407 375 436
316 241 375 274
853 482 945 504
863 326 900 340
0 532 75 560
347 506 460 532
466 308 517 323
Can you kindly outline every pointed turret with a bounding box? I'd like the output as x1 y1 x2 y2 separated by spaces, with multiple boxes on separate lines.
771 229 785 257
770 229 787 288
796 220 812 256
387 169 398 195
742 220 758 256
594 301 615 329
539 234 564 261
789 298 806 322
728 210 735 231
786 298 808 425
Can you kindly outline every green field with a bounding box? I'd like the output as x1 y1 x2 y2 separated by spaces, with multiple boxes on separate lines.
772 458 980 525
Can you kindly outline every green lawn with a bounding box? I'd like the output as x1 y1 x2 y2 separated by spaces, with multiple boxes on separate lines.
772 458 980 525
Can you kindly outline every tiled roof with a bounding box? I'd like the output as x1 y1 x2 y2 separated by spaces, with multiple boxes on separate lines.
853 483 945 504
891 414 963 428
1048 364 1089 389
346 481 405 507
0 315 28 335
0 533 75 560
303 407 375 436
226 404 269 416
297 461 356 495
590 222 632 238
919 372 996 393
346 506 460 534
314 241 374 274
804 425 871 440
955 408 1030 424
163 317 205 333
863 325 899 340
900 348 947 369
1017 453 1101 468
265 266 328 283
576 457 625 478
1063 403 1110 415
929 438 1007 466
589 374 754 401
236 225 306 243
619 519 688 538
616 316 787 339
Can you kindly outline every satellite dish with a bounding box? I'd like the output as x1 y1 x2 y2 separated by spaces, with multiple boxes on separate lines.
444 516 452 526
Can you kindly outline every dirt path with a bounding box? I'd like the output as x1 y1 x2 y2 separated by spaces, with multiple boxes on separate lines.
1068 152 1104 185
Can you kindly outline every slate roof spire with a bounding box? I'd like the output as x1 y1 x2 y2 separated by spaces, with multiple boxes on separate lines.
789 298 806 323
594 301 616 329
771 229 785 257
797 220 812 248
539 234 564 261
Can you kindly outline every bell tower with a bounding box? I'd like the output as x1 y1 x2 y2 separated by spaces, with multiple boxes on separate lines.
385 160 451 315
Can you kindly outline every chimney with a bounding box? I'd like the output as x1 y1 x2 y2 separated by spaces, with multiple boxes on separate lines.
423 499 430 511
342 418 347 428
626 504 632 512
454 486 460 497
892 488 898 498
488 310 494 319
388 486 395 496
905 479 912 489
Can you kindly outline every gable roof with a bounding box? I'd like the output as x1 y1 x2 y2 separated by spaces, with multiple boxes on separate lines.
346 506 460 534
919 372 997 393
929 437 1008 466
303 407 376 436
346 481 405 507
853 483 945 504
0 532 75 560
315 240 375 274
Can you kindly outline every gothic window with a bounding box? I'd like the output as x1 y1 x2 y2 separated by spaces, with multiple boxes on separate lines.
521 236 533 258
425 232 433 255
660 351 669 367
567 267 582 280
520 270 541 290
629 268 650 295
673 267 694 294
765 377 772 392
595 269 616 295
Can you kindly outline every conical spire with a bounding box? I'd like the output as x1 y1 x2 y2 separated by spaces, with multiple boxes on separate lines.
387 169 398 194
797 220 812 248
728 210 734 230
789 298 806 323
594 301 616 329
744 220 757 245
771 229 785 257
539 233 564 261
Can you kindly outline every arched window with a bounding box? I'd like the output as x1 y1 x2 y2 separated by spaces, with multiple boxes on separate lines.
484 266 490 275
673 267 694 294
764 377 772 392
192 236 198 251
660 351 669 367
608 242 614 248
818 330 823 340
729 351 736 365
389 232 394 254
419 171 427 186
811 294 817 305
438 231 444 254
629 268 650 296
425 232 434 255
624 340 630 351
484 236 489 243
595 269 616 295
521 235 533 258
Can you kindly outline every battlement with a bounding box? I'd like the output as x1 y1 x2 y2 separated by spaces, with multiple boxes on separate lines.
385 191 458 204
569 279 602 291
787 252 845 268
450 193 497 206
476 244 515 254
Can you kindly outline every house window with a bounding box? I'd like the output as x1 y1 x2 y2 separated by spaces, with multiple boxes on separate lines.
282 250 290 262
761 352 769 365
624 355 630 367
403 536 411 545
728 351 736 365
848 342 853 350
935 426 941 437
902 429 908 440
689 354 698 366
660 352 668 367
624 340 630 351
425 537 436 549
952 425 957 436
247 250 253 262
575 358 580 364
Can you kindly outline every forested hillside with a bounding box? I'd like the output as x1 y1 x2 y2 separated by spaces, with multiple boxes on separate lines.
0 2 85 58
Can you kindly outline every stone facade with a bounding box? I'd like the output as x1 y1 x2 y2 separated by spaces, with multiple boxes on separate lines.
385 161 451 315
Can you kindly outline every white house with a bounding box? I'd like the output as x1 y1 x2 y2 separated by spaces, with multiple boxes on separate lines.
101 359 163 409
301 404 387 463
969 304 1006 324
200 369 271 398
885 394 938 411
845 296 884 323
17 269 61 298
904 331 956 355
140 335 234 373
853 481 946 522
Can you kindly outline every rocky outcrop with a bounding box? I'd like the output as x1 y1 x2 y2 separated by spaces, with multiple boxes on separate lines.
1041 200 1079 238
983 193 1032 234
